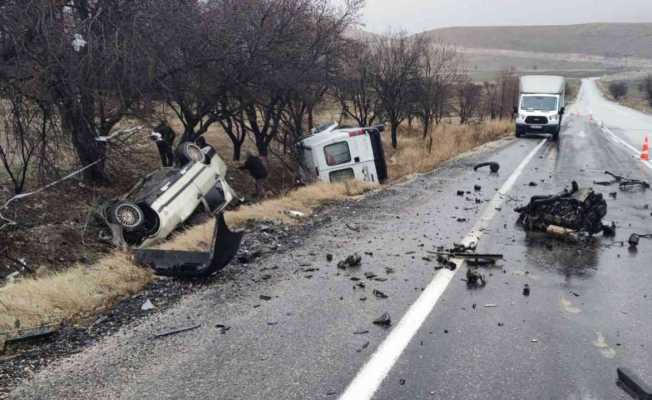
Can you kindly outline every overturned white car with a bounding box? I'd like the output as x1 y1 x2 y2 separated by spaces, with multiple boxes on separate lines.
98 141 243 278
101 142 238 249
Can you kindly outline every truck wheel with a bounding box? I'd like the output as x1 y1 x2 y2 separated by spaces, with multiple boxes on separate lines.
112 202 144 231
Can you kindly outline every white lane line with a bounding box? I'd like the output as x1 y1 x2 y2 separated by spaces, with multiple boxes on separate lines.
339 138 549 400
600 126 652 171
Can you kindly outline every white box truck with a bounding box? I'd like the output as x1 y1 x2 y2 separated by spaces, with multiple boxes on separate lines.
297 123 388 184
515 75 566 141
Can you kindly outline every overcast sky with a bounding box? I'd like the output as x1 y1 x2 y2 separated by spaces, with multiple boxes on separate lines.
360 0 652 33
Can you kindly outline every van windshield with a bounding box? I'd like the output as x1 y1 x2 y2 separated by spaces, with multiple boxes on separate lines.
521 96 558 112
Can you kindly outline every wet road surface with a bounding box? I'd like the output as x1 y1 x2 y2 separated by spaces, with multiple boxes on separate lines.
11 80 652 399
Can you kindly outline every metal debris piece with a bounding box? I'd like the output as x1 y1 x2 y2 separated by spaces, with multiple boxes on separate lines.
436 255 457 270
285 210 306 219
629 233 652 248
473 162 500 173
141 299 155 311
337 253 362 269
373 289 388 299
373 312 392 327
153 324 201 339
523 284 531 296
4 324 60 347
515 181 607 235
345 224 360 232
466 269 486 287
594 171 650 191
135 214 243 279
617 367 652 400
546 225 580 241
602 222 617 237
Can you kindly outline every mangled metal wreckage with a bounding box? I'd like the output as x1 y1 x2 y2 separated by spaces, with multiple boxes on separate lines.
98 141 243 278
515 181 610 240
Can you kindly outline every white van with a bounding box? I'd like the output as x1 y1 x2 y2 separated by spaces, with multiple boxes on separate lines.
516 75 566 141
297 123 388 184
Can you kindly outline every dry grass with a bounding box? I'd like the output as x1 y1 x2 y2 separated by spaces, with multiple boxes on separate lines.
386 119 513 179
0 253 153 333
0 118 511 335
159 180 377 252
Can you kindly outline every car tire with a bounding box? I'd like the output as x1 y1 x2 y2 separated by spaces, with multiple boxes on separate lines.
177 142 206 164
111 202 144 231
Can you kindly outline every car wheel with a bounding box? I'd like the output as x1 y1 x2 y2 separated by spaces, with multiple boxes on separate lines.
112 202 144 231
178 142 206 164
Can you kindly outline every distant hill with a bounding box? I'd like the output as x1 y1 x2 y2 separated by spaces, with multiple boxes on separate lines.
418 23 652 60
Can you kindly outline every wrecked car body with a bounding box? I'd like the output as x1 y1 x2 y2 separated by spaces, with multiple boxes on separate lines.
97 142 244 277
100 142 237 249
515 181 608 237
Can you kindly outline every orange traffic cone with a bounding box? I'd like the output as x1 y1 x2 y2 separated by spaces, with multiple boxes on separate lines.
642 136 650 161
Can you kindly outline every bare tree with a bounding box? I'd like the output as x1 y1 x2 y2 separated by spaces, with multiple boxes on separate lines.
414 42 462 138
1 1 162 183
641 75 652 107
334 40 382 127
371 32 426 148
457 80 482 124
496 68 519 119
608 81 628 100
0 93 57 194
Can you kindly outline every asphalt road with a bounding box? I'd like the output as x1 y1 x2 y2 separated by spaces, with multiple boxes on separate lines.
11 79 652 400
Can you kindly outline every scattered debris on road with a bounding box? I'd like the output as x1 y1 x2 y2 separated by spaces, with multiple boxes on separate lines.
628 233 652 249
523 284 530 296
373 312 392 327
337 253 362 269
153 323 201 339
515 181 608 237
594 171 650 191
215 324 231 334
466 269 486 287
473 162 500 173
345 223 360 232
617 367 652 400
373 289 389 299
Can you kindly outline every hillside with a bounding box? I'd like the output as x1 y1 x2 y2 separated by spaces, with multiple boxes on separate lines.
419 23 652 60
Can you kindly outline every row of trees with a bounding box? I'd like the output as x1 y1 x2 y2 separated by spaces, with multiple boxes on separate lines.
0 0 518 194
0 0 364 191
334 36 519 147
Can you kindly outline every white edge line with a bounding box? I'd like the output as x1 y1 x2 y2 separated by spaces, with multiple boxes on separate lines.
600 125 652 171
338 138 548 400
